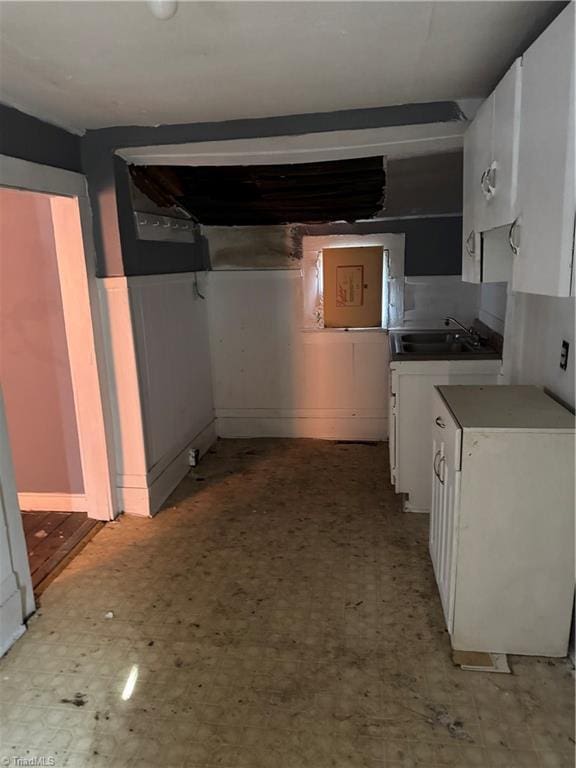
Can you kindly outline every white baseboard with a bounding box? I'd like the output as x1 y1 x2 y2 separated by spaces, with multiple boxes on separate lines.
17 493 87 513
404 502 430 514
216 415 387 441
119 420 217 517
148 420 216 516
118 487 151 518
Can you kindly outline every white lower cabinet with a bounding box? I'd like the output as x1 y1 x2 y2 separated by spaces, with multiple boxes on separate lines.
430 395 461 632
389 359 500 513
430 385 575 656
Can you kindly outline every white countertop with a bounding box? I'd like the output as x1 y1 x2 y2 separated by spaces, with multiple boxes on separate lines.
438 385 575 432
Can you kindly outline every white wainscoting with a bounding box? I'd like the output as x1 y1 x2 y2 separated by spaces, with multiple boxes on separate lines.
208 271 389 439
99 273 216 516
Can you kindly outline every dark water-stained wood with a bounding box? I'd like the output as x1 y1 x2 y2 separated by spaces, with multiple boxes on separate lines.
22 511 68 540
21 511 56 536
130 156 386 225
21 511 102 590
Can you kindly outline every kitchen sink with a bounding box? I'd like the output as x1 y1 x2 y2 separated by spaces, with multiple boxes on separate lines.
389 329 501 360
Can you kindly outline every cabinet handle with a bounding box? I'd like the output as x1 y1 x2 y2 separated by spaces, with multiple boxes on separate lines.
508 217 521 255
487 164 497 195
465 230 476 257
433 449 443 484
481 162 497 200
437 456 446 485
435 417 446 429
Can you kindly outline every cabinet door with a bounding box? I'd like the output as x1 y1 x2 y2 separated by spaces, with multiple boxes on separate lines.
462 99 492 282
481 226 514 283
485 60 521 231
462 118 482 283
388 372 397 485
513 3 575 296
429 390 462 632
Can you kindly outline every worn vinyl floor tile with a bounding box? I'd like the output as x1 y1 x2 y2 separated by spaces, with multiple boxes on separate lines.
1 439 574 768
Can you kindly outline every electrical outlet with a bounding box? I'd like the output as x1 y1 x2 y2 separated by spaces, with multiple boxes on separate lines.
560 340 569 371
188 448 200 467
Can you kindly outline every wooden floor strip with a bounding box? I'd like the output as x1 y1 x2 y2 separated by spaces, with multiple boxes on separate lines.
34 521 103 596
21 510 62 537
27 514 89 575
21 511 103 591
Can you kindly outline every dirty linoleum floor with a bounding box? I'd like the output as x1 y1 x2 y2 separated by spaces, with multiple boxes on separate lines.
1 439 574 768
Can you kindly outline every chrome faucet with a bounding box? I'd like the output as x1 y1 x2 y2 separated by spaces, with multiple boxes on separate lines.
444 316 482 346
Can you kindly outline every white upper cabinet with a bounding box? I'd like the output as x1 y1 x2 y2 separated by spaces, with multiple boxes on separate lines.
461 121 479 283
462 102 489 282
462 60 521 283
487 60 522 231
513 2 575 297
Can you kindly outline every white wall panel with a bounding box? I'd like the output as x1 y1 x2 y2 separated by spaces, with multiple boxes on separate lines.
130 273 214 471
208 271 389 439
509 292 575 409
99 272 215 515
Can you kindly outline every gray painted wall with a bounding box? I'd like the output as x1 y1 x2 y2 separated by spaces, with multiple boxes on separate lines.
303 217 463 276
0 101 465 277
0 103 81 173
0 188 84 494
113 156 209 276
206 217 462 275
80 101 465 277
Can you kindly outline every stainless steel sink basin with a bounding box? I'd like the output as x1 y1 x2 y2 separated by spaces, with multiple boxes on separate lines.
389 329 500 360
402 341 468 355
400 332 459 344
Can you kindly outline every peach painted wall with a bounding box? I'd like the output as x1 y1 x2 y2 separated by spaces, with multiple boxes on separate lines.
0 188 83 493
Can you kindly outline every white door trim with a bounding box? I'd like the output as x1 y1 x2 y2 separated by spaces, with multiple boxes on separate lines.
0 155 86 197
0 387 35 655
0 154 118 521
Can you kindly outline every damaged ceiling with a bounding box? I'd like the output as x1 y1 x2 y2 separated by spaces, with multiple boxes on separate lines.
130 157 386 225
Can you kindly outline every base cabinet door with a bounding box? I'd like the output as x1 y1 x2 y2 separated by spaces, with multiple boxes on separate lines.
429 391 461 632
388 372 397 485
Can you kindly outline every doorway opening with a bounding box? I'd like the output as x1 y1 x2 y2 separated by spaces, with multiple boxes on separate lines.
0 182 111 593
